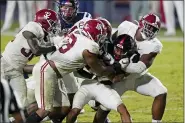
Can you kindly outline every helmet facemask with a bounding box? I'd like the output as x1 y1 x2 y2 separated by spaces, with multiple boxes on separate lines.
114 44 128 61
58 1 78 22
139 14 161 40
47 19 61 37
113 35 137 61
141 21 159 40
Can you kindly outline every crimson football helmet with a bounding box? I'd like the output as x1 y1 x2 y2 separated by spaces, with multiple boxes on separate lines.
138 13 161 40
34 9 60 36
113 34 137 61
82 19 107 44
96 17 112 40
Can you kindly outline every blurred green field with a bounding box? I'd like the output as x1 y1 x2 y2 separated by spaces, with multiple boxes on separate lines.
1 35 183 122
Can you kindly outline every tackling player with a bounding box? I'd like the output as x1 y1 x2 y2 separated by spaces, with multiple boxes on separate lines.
1 9 63 109
25 19 122 123
22 2 92 120
95 13 167 123
66 34 136 123
55 0 92 110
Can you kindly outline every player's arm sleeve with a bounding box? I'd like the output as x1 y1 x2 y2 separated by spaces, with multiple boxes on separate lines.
22 31 57 56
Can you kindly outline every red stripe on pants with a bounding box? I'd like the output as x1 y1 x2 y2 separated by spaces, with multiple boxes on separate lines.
40 62 49 110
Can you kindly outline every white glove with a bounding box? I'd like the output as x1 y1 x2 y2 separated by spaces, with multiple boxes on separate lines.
103 53 115 65
119 58 129 70
54 38 69 50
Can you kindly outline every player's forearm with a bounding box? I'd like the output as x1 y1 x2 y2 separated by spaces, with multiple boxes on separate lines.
26 40 56 56
36 45 56 54
124 61 147 74
23 31 57 55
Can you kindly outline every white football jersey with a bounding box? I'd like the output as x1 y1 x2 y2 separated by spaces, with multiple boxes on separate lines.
117 20 163 56
2 22 44 70
45 33 100 76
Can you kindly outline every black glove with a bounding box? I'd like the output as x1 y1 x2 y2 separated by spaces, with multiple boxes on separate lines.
113 61 126 75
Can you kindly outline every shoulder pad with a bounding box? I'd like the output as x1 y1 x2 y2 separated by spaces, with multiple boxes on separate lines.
117 21 138 39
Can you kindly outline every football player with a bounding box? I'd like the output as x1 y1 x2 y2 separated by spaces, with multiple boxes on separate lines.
95 13 167 123
67 34 136 123
23 1 92 112
55 0 92 109
23 17 92 123
21 17 92 122
56 0 92 35
25 19 122 122
1 9 63 109
23 17 109 123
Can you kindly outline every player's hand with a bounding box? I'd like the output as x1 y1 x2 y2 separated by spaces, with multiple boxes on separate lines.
119 58 129 70
102 53 114 65
54 38 69 50
112 74 125 83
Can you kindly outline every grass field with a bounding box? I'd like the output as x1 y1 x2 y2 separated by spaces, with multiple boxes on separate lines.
1 33 184 122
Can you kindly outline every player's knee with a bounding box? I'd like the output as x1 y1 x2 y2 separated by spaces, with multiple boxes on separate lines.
117 103 127 114
61 106 71 117
96 107 110 117
26 112 43 123
70 108 81 117
155 93 167 101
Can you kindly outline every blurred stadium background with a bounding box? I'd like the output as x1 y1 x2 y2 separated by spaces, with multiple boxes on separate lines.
0 0 184 122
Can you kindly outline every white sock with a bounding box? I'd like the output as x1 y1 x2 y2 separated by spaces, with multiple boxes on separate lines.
152 119 161 123
42 116 50 121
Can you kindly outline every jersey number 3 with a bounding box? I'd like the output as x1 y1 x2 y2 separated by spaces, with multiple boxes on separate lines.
59 34 77 53
21 48 34 61
11 39 34 61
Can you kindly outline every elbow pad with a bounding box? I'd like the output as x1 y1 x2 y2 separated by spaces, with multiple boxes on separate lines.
125 61 147 74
